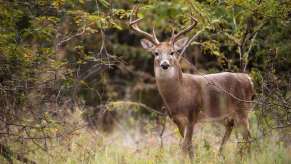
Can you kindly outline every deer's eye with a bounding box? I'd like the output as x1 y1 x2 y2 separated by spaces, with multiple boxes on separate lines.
154 52 159 56
170 52 174 56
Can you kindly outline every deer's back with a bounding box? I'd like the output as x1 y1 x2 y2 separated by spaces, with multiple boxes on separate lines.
186 72 255 121
201 72 255 101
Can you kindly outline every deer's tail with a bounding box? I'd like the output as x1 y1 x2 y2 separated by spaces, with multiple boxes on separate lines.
247 75 256 101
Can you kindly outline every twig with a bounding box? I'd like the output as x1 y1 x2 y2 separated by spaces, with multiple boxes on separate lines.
159 116 166 148
107 101 166 116
0 143 36 164
57 25 87 47
178 28 206 61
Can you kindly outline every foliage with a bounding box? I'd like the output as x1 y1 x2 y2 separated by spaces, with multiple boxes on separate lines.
0 0 290 163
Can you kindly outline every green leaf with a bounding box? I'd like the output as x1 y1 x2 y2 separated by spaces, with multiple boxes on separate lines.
99 0 110 8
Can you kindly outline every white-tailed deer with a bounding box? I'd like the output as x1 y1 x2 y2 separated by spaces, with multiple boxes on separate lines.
129 7 255 159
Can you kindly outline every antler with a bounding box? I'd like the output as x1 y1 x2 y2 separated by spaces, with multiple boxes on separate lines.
129 6 159 45
170 16 198 43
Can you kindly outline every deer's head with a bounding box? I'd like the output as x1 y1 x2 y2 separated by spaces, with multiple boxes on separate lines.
129 6 197 74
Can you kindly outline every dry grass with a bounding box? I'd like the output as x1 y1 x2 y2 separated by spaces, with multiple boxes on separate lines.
24 112 290 164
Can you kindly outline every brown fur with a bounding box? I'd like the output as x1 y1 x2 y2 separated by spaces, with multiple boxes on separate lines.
128 8 254 159
156 56 255 158
145 40 255 160
135 24 255 159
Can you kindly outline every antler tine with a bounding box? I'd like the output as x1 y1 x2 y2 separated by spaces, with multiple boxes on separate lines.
129 6 159 45
170 15 198 43
171 27 175 39
152 26 159 44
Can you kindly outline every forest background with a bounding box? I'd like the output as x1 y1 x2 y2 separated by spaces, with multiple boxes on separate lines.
0 0 290 163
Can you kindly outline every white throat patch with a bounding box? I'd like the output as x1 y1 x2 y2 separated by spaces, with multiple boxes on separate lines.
155 66 177 80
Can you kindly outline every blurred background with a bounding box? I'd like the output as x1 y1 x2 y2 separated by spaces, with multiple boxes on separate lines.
0 0 290 163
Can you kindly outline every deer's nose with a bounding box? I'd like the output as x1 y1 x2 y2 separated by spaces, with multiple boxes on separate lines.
160 61 170 70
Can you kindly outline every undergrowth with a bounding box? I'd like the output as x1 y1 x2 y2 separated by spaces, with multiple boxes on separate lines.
2 111 290 164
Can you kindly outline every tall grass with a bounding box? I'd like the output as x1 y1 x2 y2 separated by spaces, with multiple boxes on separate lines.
2 111 290 164
27 114 290 164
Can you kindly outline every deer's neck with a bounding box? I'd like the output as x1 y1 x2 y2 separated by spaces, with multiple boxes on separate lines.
155 63 183 104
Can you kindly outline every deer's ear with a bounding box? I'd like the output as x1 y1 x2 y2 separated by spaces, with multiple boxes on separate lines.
140 39 154 51
174 37 189 51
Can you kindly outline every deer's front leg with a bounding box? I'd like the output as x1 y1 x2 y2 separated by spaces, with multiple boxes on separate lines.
182 122 194 160
173 115 195 160
172 117 185 137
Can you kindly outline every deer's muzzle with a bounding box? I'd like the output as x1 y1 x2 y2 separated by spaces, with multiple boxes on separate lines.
160 61 170 70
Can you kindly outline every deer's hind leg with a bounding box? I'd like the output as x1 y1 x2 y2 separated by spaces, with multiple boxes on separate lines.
219 118 234 154
238 117 251 154
235 100 252 155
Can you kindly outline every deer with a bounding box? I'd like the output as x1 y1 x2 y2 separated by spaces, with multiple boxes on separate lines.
129 6 255 160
